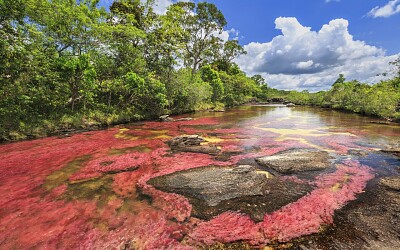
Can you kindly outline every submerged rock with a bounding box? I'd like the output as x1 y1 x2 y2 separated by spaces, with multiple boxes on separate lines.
159 115 193 122
380 176 400 191
167 135 220 155
168 135 205 147
159 115 174 122
174 118 193 121
348 149 369 157
148 165 312 221
256 148 332 174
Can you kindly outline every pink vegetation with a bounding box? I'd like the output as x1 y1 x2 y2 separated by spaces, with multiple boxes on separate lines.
70 152 152 182
188 212 263 246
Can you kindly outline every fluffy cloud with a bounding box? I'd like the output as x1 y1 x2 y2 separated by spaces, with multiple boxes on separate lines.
151 0 174 14
138 0 192 15
212 28 240 42
368 0 400 18
235 17 398 91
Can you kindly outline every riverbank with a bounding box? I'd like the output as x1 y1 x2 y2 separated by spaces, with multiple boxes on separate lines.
2 102 399 144
0 103 226 143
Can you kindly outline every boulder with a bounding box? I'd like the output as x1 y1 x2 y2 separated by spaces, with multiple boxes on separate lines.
160 115 193 122
256 148 332 174
174 118 193 121
159 115 174 122
148 165 312 221
380 176 400 191
167 135 220 155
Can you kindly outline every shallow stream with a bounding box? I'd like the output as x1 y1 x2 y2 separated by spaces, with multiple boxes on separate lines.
0 106 399 249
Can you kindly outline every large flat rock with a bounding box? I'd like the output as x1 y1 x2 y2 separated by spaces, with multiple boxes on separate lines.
256 148 333 174
167 135 220 155
148 165 312 221
380 176 400 191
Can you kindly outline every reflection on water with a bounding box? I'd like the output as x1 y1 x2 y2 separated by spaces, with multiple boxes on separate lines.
223 106 400 147
0 106 399 249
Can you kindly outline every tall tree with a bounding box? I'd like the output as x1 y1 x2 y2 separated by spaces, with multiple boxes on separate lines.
170 2 227 74
213 40 246 72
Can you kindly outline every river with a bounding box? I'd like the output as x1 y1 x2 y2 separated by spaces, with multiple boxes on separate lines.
0 105 399 249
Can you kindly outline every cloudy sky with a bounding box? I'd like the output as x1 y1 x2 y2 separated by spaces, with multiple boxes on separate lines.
99 0 400 91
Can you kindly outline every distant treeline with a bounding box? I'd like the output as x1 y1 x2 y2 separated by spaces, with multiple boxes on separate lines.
267 74 400 121
1 0 399 142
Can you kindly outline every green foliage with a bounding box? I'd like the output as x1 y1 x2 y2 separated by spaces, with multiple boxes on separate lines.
201 65 224 103
283 78 400 121
170 1 227 73
219 71 260 107
167 69 212 113
57 54 98 111
333 74 346 86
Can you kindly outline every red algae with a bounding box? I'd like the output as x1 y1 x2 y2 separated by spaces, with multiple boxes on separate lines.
112 171 142 198
69 152 151 181
187 212 263 246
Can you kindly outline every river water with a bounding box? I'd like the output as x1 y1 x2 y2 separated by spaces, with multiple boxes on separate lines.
0 106 399 249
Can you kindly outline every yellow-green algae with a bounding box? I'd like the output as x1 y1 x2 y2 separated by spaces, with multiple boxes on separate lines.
43 155 92 192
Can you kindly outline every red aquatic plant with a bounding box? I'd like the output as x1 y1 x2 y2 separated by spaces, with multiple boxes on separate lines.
112 171 142 198
187 212 263 246
69 152 152 182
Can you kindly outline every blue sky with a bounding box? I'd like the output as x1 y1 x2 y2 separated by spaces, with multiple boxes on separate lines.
99 0 400 91
208 0 400 55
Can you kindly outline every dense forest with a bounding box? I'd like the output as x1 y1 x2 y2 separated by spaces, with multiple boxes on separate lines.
1 0 399 142
0 0 262 141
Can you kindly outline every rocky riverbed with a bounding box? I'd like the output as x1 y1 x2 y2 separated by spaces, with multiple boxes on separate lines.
1 105 399 249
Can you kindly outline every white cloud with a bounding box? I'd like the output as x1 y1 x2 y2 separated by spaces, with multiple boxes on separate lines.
151 0 174 15
142 0 192 15
213 28 240 42
325 0 340 3
296 60 314 69
235 17 398 91
368 0 400 18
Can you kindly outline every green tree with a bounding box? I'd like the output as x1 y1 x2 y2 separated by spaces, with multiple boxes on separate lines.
333 74 346 86
171 2 227 73
213 40 246 72
201 65 224 103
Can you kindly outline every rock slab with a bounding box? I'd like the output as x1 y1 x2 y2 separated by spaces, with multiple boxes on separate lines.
380 176 400 191
148 165 312 221
256 148 332 174
167 135 220 155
